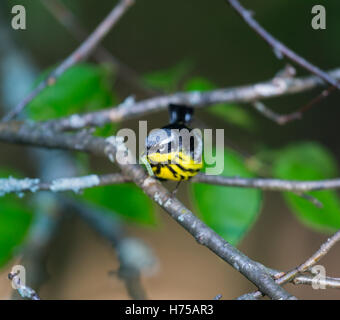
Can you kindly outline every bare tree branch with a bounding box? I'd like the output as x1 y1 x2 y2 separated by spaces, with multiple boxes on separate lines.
41 67 340 131
2 0 135 121
4 170 340 197
0 173 128 196
226 0 340 90
192 173 340 192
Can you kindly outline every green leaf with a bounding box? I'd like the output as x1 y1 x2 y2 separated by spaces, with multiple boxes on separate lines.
28 64 115 121
184 77 215 92
209 104 256 131
191 148 262 245
0 200 33 268
0 170 33 268
184 77 255 131
82 183 156 225
93 123 118 137
143 60 193 92
273 142 338 180
273 142 340 232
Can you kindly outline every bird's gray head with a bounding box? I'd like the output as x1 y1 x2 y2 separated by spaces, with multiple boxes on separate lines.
146 128 203 162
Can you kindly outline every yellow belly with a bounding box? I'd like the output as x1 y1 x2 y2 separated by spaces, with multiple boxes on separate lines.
147 151 202 181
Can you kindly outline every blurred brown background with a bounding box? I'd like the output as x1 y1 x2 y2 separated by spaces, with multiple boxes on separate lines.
0 0 340 299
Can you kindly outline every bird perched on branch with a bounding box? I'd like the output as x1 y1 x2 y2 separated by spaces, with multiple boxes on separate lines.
143 104 203 193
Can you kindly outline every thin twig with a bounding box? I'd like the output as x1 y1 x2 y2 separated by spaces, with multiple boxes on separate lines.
237 230 340 299
226 0 340 89
293 275 340 289
2 0 135 121
290 86 337 120
40 0 156 95
294 192 323 208
11 208 64 300
280 230 340 283
8 271 40 300
252 101 301 125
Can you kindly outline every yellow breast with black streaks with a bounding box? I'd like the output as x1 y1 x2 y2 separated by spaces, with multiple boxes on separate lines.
147 151 202 181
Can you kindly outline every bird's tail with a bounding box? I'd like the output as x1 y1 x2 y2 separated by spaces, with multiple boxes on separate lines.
169 104 193 125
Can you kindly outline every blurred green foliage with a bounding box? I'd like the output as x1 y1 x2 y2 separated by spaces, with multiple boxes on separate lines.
82 183 156 225
143 60 193 92
191 148 262 245
0 170 33 268
27 63 115 120
273 142 340 233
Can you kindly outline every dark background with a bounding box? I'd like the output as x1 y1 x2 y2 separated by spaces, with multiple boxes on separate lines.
0 0 340 299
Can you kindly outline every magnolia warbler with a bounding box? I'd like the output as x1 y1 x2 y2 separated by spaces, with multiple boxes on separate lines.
144 104 203 185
